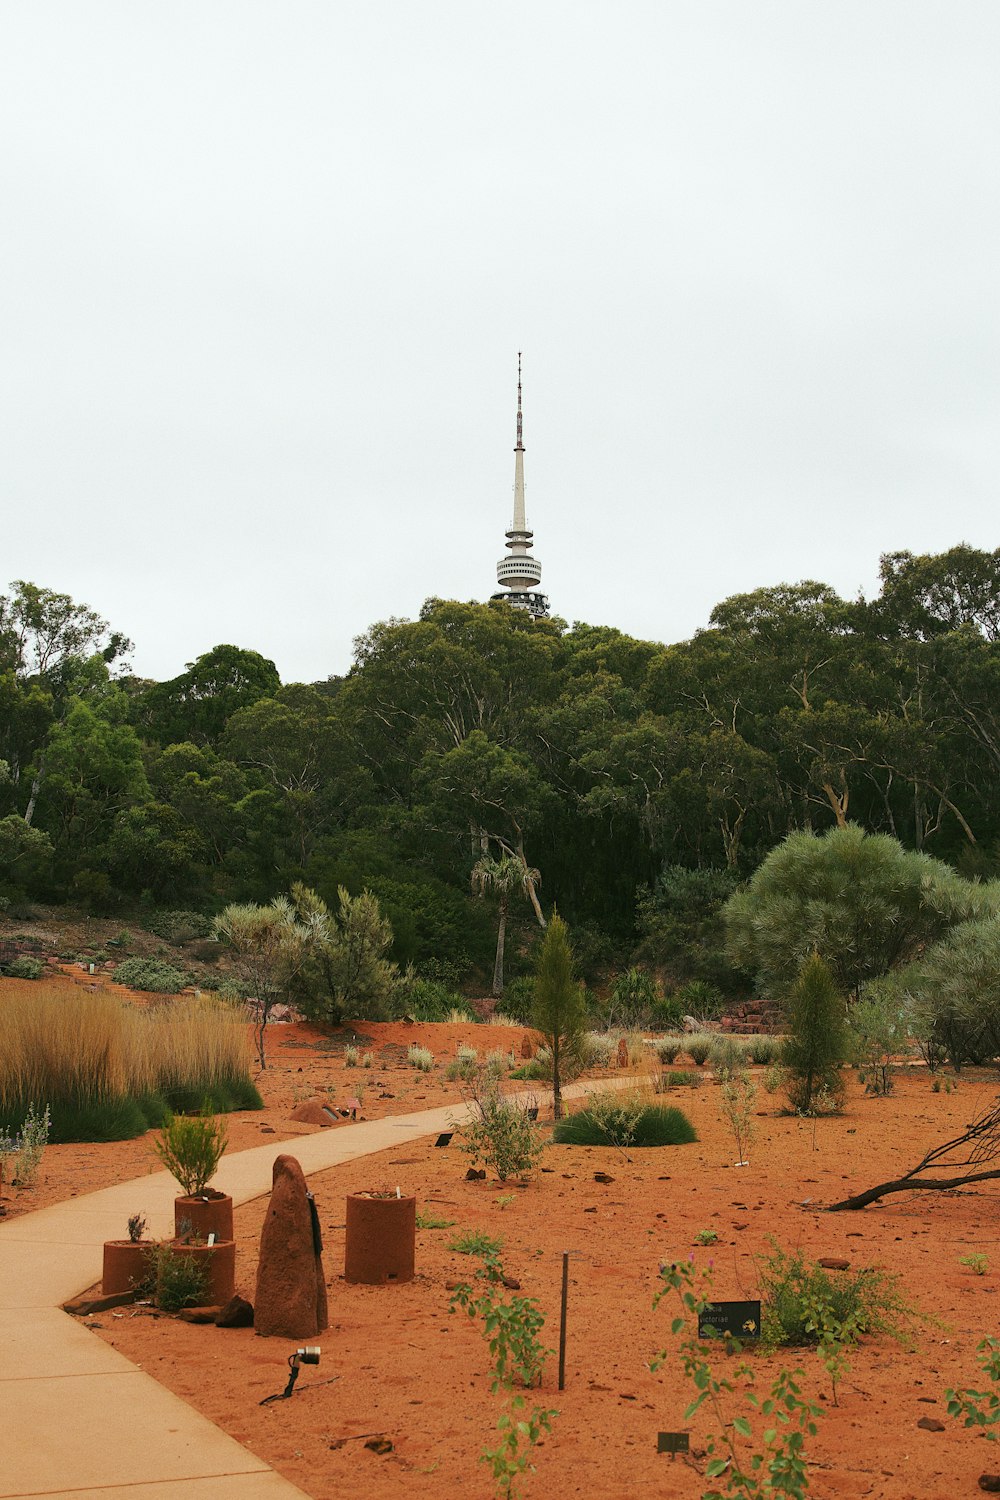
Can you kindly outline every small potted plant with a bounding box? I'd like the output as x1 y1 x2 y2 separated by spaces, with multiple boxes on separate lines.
154 1110 234 1241
344 1186 416 1285
169 1216 236 1305
102 1213 155 1296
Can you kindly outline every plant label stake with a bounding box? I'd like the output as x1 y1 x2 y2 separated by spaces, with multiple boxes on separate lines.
558 1251 569 1390
434 1132 453 1147
657 1431 690 1458
697 1299 761 1341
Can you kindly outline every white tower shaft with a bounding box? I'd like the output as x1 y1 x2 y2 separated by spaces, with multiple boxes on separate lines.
492 354 549 619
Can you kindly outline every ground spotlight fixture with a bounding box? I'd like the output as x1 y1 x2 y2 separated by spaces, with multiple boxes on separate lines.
260 1345 322 1404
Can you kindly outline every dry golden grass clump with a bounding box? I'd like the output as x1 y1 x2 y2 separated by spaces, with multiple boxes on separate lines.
0 984 260 1141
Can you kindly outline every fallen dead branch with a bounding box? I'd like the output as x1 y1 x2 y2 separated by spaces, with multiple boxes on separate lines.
827 1096 1000 1211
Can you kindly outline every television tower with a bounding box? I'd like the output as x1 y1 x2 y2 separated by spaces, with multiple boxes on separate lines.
490 354 549 618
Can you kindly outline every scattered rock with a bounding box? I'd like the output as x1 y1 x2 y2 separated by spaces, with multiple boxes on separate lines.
176 1306 222 1324
216 1295 254 1328
288 1100 337 1128
978 1476 1000 1493
594 1172 615 1184
818 1257 850 1271
917 1417 946 1432
502 1275 521 1290
254 1154 328 1339
365 1436 394 1455
465 1168 486 1181
584 1206 597 1214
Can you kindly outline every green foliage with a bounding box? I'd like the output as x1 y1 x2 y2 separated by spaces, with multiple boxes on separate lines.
127 1212 147 1243
449 1229 505 1257
781 953 848 1115
416 1211 454 1229
0 1103 50 1187
725 825 991 1001
552 1098 697 1148
654 1036 683 1064
746 1034 782 1065
686 1033 715 1065
145 909 213 943
531 915 588 1120
710 1034 748 1080
450 1252 557 1498
112 957 189 994
457 1076 544 1181
849 978 908 1094
759 1242 917 1351
407 1044 434 1072
604 966 660 1031
947 1337 1000 1440
635 864 742 990
675 979 726 1021
146 1243 210 1312
720 1073 757 1163
153 1110 228 1196
653 1257 821 1500
500 977 537 1024
902 916 1000 1068
6 955 43 979
285 883 402 1027
960 1254 989 1276
401 976 464 1022
446 1045 479 1082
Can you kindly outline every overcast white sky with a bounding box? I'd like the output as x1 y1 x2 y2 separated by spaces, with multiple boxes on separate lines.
3 3 999 683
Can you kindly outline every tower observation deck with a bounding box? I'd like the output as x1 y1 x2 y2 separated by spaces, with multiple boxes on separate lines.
490 355 549 619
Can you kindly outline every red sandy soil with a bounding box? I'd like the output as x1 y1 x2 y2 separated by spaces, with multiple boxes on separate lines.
7 971 1000 1497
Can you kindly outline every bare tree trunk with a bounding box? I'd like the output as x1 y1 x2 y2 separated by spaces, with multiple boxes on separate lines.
23 759 45 827
551 1034 563 1121
492 899 507 997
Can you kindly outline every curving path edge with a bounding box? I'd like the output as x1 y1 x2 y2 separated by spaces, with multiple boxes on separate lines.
0 1082 612 1499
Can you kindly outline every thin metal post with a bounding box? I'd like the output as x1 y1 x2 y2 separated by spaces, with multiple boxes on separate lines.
558 1251 569 1390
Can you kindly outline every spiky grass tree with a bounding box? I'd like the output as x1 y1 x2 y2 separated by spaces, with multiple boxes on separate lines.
472 854 541 997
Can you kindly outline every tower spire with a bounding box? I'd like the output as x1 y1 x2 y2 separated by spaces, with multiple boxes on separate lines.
491 354 549 619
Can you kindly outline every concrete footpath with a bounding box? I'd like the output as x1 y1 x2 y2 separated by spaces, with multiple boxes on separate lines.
0 1082 609 1499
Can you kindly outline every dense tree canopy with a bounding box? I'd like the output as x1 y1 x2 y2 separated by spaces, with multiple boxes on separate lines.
5 544 1000 993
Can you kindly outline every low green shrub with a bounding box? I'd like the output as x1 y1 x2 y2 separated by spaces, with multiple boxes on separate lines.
582 1032 616 1069
655 1036 684 1064
0 1103 50 1187
709 1034 748 1080
759 1242 918 1350
113 958 189 994
446 1045 479 1082
685 1033 715 1066
403 977 464 1022
747 1034 782 1065
553 1100 697 1148
407 1044 434 1072
457 1077 544 1181
7 956 44 980
652 1068 702 1092
146 910 213 943
450 1229 504 1257
146 1243 210 1311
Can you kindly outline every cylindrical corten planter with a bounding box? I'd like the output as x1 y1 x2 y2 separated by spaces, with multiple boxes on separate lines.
174 1192 233 1242
344 1193 415 1285
102 1240 154 1296
167 1240 236 1305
